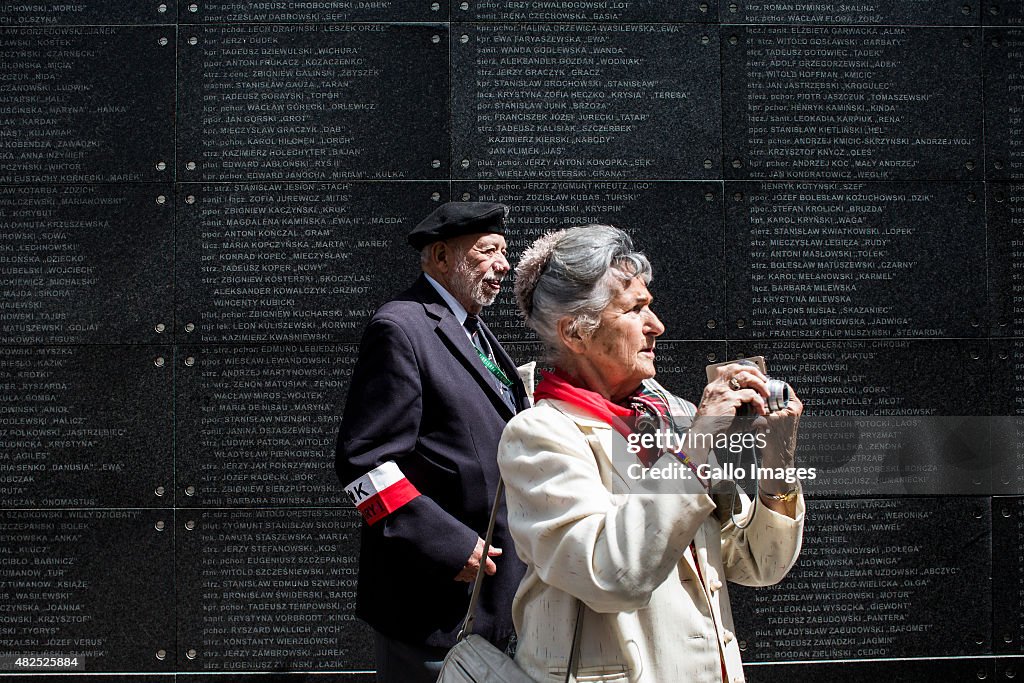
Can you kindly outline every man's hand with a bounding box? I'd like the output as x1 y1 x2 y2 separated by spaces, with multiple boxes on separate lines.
454 537 502 582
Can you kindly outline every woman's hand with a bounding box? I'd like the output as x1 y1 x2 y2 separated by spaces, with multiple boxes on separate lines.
695 362 771 419
755 391 803 515
758 391 803 470
685 363 770 465
698 363 803 468
690 363 803 481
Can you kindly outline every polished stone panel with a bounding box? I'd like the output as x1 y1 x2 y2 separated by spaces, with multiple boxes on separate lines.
0 184 173 344
175 182 434 343
0 27 174 183
0 345 172 508
988 183 1024 335
993 497 1024 653
726 181 986 339
175 344 353 507
731 498 991 661
176 24 449 181
452 24 721 180
0 509 174 673
723 27 983 181
176 508 371 672
728 339 992 497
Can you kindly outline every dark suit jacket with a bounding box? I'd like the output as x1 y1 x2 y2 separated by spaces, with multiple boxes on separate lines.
335 274 530 648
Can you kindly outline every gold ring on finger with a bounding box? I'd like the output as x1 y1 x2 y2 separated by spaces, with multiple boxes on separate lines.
729 377 742 391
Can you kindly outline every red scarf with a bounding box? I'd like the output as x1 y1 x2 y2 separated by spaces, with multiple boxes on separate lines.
533 368 700 473
533 368 637 441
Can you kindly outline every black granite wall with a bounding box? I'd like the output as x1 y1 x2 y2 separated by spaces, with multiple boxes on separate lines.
0 1 1020 680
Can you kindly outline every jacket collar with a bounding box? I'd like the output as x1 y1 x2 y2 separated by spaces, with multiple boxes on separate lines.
422 272 470 326
411 275 521 419
539 398 615 431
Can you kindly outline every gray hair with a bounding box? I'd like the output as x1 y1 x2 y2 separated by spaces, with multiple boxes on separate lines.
514 225 651 362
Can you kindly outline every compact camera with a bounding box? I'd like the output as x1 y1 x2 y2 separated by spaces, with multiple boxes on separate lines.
706 356 791 415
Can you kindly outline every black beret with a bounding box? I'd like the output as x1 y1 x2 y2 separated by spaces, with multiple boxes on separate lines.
407 201 509 250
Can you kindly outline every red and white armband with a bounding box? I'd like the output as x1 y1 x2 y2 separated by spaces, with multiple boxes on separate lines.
344 461 421 525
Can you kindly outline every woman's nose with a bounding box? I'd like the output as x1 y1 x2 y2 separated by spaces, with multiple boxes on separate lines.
646 309 665 337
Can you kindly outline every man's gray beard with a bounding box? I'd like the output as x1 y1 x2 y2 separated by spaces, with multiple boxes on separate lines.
451 256 501 308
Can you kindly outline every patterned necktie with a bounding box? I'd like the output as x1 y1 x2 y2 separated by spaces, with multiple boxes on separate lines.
465 315 515 410
464 315 493 360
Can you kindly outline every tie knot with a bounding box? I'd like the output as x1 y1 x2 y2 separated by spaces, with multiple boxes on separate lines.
464 315 480 333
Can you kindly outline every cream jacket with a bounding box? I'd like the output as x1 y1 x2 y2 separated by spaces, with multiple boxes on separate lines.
497 398 805 683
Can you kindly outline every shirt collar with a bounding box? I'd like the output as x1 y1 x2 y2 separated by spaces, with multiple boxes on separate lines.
423 272 469 326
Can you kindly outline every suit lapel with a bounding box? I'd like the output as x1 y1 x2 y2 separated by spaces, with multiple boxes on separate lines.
680 538 704 592
420 290 516 420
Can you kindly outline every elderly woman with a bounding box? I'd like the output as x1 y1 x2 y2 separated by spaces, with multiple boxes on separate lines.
498 225 804 683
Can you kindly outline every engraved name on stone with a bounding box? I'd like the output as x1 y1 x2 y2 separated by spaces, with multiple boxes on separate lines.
461 23 707 178
0 347 165 508
743 500 980 660
0 27 166 183
0 510 148 665
468 0 700 23
184 345 354 506
731 26 979 180
0 185 168 344
737 182 979 338
987 32 1024 178
190 510 366 669
184 182 415 343
195 1 426 23
190 24 418 181
736 1 970 25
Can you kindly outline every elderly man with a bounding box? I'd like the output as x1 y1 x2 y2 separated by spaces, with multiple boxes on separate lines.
335 202 530 682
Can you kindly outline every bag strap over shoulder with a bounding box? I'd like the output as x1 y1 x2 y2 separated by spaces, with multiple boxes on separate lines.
460 478 505 639
566 600 584 683
459 476 586 683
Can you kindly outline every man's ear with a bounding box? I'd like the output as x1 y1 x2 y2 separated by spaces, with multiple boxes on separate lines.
557 317 587 355
429 240 450 273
